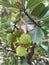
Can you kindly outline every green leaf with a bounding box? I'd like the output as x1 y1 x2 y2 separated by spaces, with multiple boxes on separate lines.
29 27 45 43
21 58 29 65
40 44 48 51
2 0 10 4
37 11 49 21
31 3 45 17
34 45 39 53
8 52 18 65
27 0 43 9
39 6 49 18
41 21 49 26
0 0 13 7
41 29 47 37
1 17 8 23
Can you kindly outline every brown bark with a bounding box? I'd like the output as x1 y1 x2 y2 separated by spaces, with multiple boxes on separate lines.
24 10 41 27
18 0 41 27
27 44 35 65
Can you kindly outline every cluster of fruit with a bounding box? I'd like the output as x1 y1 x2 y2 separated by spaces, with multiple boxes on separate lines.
10 12 19 23
7 29 31 57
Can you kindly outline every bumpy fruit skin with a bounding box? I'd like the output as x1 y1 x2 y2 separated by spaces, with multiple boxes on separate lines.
11 12 19 22
20 34 31 44
15 29 24 37
11 13 17 17
11 12 19 17
11 16 16 22
16 46 27 56
7 33 16 43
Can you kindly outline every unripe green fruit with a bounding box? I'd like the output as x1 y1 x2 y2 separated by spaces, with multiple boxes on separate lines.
11 13 17 17
16 46 27 56
15 29 24 37
7 33 16 43
20 34 31 44
11 12 19 17
11 16 16 22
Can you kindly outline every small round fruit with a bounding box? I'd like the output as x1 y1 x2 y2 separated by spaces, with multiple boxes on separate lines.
11 12 19 17
20 34 31 44
15 28 24 37
7 33 16 43
11 16 16 22
16 46 27 56
11 13 17 17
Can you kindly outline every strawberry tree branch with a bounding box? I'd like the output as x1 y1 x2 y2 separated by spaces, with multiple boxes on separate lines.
27 44 35 65
11 20 19 33
18 0 41 27
24 9 41 27
10 20 19 50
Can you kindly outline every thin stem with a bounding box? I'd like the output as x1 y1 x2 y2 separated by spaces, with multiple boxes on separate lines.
20 16 28 33
27 44 35 65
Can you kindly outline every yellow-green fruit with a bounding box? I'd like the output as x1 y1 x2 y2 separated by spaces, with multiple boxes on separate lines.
11 12 19 17
11 16 16 22
7 33 16 43
15 29 24 37
20 34 31 44
16 46 27 56
11 13 17 17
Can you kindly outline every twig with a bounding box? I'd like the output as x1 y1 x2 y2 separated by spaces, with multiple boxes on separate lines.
11 19 19 33
24 9 41 28
27 44 36 65
10 20 19 50
20 16 28 33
